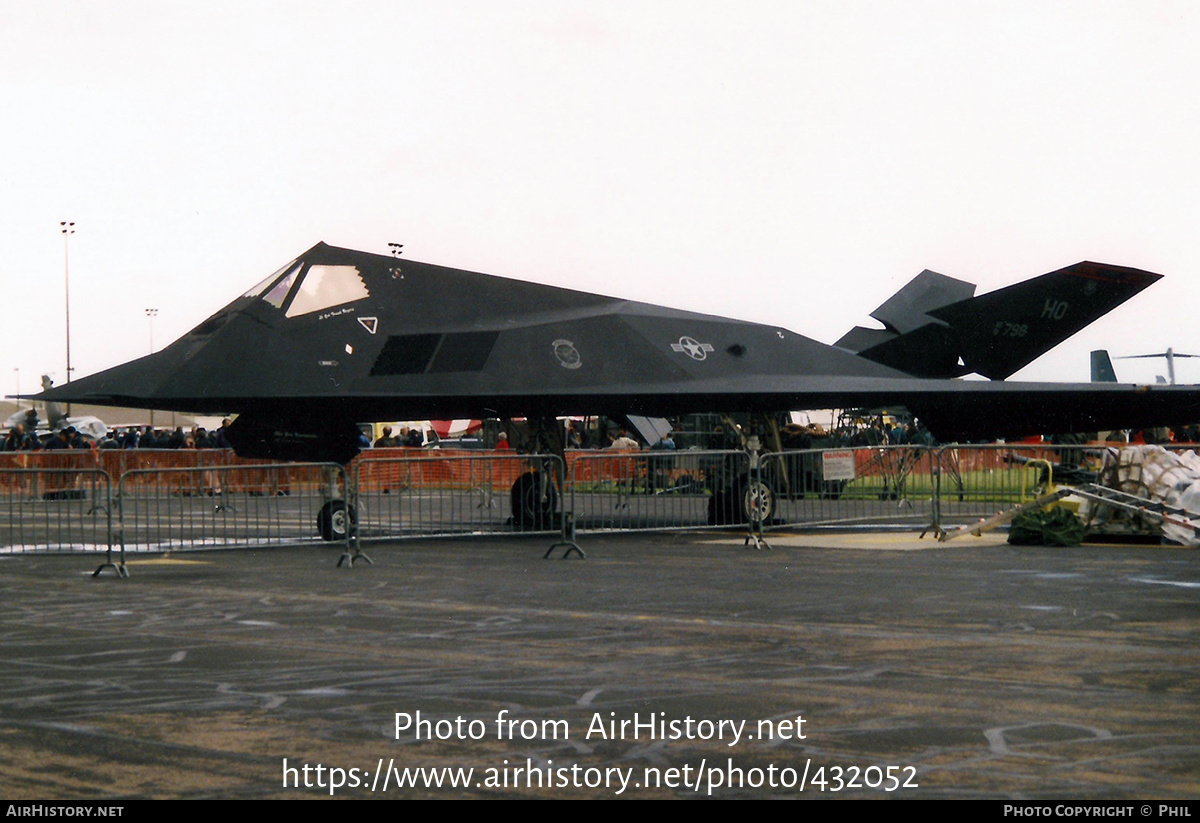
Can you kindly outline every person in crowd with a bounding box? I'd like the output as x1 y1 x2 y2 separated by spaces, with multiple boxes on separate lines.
41 429 72 450
2 424 38 451
65 426 86 449
646 429 676 493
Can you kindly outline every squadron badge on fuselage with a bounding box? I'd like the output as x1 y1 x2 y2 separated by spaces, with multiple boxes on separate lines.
553 339 582 369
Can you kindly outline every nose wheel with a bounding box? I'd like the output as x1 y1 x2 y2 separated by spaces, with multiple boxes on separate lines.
317 499 357 541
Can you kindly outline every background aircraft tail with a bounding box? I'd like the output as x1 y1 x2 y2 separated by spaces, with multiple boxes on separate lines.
835 262 1161 380
1091 350 1118 382
40 375 68 430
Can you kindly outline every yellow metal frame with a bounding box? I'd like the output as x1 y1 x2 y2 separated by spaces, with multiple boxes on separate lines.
1020 458 1080 513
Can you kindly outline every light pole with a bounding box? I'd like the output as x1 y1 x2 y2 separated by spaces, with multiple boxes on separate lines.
146 308 158 428
61 222 74 382
12 368 17 411
146 308 158 353
61 221 74 416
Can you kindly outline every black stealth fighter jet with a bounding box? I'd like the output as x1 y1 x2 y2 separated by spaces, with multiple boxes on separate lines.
38 242 1200 467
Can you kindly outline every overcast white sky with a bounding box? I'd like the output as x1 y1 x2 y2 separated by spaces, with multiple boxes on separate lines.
3 0 1199 403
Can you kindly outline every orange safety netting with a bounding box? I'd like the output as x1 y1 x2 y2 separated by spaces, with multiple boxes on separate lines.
355 448 543 492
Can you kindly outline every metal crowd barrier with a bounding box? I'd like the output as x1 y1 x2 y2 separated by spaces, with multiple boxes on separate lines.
566 449 747 533
353 451 568 539
116 462 350 553
0 465 112 557
759 446 937 531
7 442 1200 560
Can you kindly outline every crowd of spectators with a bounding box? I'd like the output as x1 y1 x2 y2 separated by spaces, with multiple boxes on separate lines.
1 415 235 452
96 423 233 450
371 426 425 448
8 410 1200 457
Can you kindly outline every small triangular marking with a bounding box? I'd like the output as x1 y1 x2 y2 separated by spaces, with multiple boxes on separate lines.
358 317 378 335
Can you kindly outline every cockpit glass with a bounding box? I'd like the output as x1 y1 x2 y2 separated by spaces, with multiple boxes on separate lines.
263 264 302 309
243 260 300 299
284 265 370 317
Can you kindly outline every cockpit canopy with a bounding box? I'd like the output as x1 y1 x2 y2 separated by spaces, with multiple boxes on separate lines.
243 259 370 318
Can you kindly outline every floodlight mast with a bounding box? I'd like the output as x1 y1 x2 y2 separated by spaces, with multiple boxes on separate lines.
60 221 75 415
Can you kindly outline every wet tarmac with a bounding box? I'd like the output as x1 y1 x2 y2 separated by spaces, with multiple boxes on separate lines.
1 531 1197 799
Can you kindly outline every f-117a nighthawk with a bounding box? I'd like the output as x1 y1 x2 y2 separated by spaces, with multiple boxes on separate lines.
37 242 1200 529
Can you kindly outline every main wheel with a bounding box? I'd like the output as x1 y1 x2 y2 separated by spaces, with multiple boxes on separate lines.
707 474 775 525
511 472 557 531
317 500 357 541
743 478 775 525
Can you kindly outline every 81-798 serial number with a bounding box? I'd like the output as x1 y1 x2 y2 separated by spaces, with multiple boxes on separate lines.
807 764 918 792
